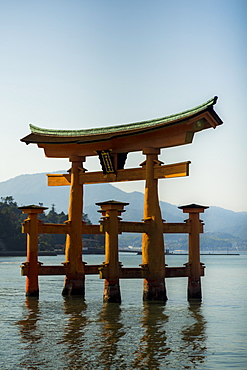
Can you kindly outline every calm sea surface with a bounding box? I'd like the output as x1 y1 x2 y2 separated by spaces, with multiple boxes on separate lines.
0 253 246 369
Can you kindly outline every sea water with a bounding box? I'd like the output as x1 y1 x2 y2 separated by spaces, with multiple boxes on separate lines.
0 253 246 369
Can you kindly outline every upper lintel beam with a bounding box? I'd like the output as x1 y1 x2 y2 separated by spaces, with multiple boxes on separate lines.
47 161 190 186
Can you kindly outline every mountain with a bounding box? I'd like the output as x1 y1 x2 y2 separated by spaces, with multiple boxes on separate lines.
0 172 182 224
0 172 246 243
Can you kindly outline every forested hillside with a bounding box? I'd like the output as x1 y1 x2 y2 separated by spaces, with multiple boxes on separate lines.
0 197 26 251
0 196 103 252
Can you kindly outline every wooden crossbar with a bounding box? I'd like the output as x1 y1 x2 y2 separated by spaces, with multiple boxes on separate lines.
22 221 202 235
47 161 190 186
21 264 205 278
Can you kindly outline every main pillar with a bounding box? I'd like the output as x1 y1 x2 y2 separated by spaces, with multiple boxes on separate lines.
62 156 85 297
179 204 208 301
141 148 167 302
19 205 47 297
97 200 128 303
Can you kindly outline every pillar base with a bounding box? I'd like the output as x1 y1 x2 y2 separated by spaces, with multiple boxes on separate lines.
187 277 202 301
62 276 85 297
26 289 39 297
26 277 39 297
103 280 121 303
143 278 167 302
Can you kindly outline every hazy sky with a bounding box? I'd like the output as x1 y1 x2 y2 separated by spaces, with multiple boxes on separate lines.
0 0 246 212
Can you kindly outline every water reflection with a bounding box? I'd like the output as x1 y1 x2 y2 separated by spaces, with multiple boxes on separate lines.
61 297 88 369
180 303 207 368
132 302 207 369
16 297 44 368
97 303 125 368
133 303 171 369
15 297 207 369
17 297 41 343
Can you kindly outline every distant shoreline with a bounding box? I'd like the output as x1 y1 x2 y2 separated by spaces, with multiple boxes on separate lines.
0 251 57 257
136 252 240 256
0 251 240 257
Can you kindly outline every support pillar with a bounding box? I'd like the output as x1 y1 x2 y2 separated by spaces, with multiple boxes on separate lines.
179 204 208 301
141 148 167 302
62 156 86 297
19 205 47 297
97 200 129 303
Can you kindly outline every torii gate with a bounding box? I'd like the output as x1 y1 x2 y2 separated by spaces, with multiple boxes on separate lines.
20 96 223 302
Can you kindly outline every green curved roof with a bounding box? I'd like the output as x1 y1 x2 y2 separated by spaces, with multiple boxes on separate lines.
29 96 219 137
21 96 222 148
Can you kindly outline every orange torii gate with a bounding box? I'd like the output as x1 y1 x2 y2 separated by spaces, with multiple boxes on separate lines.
20 96 223 302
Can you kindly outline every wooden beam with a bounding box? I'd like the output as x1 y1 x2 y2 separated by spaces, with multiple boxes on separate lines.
85 264 103 274
79 161 190 184
99 266 205 279
22 221 201 236
21 264 103 276
38 223 71 234
99 265 205 279
154 161 190 179
119 268 147 279
22 222 71 235
21 264 205 278
82 224 103 234
119 221 149 233
80 167 143 184
120 221 201 235
22 222 103 235
163 223 191 233
47 173 71 186
46 161 190 186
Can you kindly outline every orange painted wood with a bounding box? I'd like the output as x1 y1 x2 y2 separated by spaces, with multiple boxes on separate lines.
162 223 191 233
119 221 149 233
37 112 217 158
21 264 205 278
22 220 197 235
47 173 71 186
46 161 190 186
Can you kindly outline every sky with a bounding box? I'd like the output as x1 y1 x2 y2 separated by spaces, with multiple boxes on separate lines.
0 0 246 212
